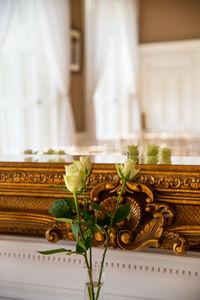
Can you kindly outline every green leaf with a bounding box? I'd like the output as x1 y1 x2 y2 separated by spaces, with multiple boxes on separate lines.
49 199 74 219
113 204 131 224
66 250 82 256
71 222 79 241
90 202 106 212
64 198 76 210
127 211 131 221
55 218 73 223
80 211 90 221
77 240 86 251
85 215 96 229
63 249 84 256
76 242 85 254
97 215 111 227
85 236 92 250
37 248 69 255
83 229 92 239
95 224 104 234
125 170 131 181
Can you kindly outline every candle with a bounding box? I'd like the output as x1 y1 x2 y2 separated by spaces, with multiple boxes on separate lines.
145 144 159 164
158 147 171 164
145 144 159 156
127 144 139 163
145 156 158 164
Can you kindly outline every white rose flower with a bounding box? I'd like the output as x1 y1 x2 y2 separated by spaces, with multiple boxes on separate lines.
116 159 139 181
64 163 84 192
80 156 92 176
73 160 84 172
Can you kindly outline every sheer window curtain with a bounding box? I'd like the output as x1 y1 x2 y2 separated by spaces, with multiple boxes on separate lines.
0 0 15 47
85 0 141 142
84 0 114 142
36 0 75 148
0 0 75 155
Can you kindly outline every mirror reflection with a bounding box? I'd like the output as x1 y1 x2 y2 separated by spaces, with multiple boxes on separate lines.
0 0 200 160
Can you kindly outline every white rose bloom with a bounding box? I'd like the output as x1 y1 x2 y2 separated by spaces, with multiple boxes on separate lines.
64 164 84 192
65 164 80 176
116 159 139 181
80 156 91 172
73 160 84 172
122 159 138 179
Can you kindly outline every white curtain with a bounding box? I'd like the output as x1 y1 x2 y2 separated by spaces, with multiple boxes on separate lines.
36 0 75 147
0 0 75 154
85 0 141 141
84 0 114 142
0 0 14 48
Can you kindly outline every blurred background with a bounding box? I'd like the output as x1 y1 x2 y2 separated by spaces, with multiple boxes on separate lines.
0 0 200 156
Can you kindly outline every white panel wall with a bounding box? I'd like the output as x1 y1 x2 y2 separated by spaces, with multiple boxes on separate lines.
139 40 200 132
0 235 200 300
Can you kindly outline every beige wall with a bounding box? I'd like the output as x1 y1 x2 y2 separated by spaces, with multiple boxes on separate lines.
70 0 85 132
139 0 200 43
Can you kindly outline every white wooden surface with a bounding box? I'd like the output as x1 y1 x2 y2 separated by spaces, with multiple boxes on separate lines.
0 235 200 300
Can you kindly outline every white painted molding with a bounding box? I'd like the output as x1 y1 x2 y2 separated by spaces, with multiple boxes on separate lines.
139 39 200 54
0 236 200 300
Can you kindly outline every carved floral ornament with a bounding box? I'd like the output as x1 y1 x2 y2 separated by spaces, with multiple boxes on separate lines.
46 178 188 255
0 167 200 190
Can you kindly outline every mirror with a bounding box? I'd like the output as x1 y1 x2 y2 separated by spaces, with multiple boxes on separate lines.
0 0 200 160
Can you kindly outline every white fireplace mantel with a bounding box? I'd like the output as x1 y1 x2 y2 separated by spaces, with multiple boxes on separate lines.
0 235 199 300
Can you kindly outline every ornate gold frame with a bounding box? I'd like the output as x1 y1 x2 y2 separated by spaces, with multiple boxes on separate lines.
0 161 200 254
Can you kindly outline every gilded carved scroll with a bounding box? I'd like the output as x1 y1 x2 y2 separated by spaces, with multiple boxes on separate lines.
46 178 188 254
0 162 199 253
